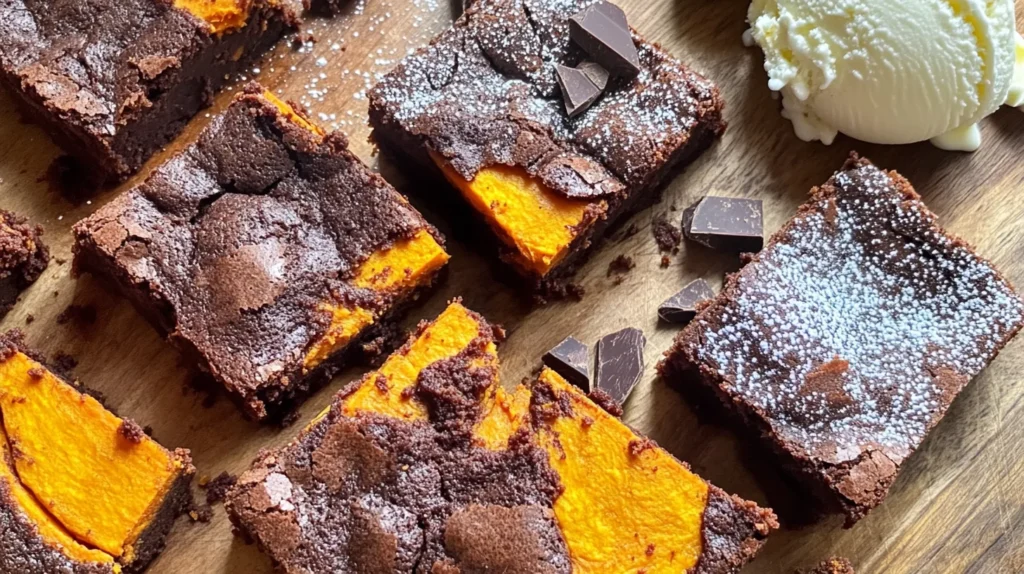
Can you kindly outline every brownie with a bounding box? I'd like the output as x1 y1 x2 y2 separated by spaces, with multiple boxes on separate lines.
368 0 724 291
0 0 297 181
73 84 449 420
227 302 776 573
659 155 1024 524
0 210 48 318
0 330 194 573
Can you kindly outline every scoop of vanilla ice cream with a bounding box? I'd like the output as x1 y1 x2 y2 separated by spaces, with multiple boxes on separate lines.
746 0 1024 151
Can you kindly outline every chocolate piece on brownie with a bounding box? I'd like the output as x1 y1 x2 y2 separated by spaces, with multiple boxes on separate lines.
0 331 193 573
227 302 777 573
0 0 297 181
0 211 48 318
660 155 1024 524
368 0 724 292
73 84 449 420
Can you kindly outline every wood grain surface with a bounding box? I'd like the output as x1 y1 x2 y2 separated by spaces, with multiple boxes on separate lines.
1 1 1022 572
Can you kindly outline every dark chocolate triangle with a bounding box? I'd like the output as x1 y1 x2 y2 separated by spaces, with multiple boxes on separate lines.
659 278 715 324
555 64 603 117
542 336 590 391
569 2 640 78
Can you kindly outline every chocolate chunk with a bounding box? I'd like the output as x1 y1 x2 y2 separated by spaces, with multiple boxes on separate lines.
555 65 603 118
569 2 641 78
683 196 764 252
594 327 646 406
658 279 715 324
542 337 590 391
578 61 610 91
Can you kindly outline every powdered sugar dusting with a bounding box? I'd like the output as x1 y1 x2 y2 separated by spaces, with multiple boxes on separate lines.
694 164 1024 463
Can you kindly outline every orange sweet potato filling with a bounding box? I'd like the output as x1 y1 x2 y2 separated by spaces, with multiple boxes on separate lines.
536 369 709 573
302 229 450 371
172 0 253 34
0 433 117 569
342 302 495 421
0 353 186 561
431 154 590 277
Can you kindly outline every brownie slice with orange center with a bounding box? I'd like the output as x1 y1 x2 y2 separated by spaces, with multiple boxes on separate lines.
0 331 193 573
227 302 776 573
73 84 449 420
369 0 724 292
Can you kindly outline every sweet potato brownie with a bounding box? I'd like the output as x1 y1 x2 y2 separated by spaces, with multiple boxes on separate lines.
0 210 48 318
227 302 777 573
73 84 450 420
368 0 723 292
0 331 193 573
659 155 1024 524
0 0 297 181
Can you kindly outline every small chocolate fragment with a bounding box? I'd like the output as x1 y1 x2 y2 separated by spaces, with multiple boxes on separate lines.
556 64 603 117
799 557 855 574
543 336 590 391
658 279 715 324
595 327 646 406
683 196 764 252
578 61 610 91
569 2 641 78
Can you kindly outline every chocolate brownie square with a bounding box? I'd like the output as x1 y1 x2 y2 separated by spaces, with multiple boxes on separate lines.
368 0 723 292
659 155 1024 524
0 0 297 181
73 84 449 420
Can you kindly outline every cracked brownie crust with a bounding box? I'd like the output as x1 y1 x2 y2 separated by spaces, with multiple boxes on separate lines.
368 0 724 287
0 0 297 180
73 85 447 420
660 155 1024 524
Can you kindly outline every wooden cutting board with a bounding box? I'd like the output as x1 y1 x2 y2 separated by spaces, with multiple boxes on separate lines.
1 0 1022 572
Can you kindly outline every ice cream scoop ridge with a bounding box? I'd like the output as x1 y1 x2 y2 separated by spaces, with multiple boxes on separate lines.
745 0 1024 151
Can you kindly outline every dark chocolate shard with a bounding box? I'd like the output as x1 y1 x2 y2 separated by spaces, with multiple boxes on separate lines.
543 336 590 391
595 327 646 406
555 64 603 118
569 2 641 78
683 196 764 253
658 278 715 324
578 61 610 91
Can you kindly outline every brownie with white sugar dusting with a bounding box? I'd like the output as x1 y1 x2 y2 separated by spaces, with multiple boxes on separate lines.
368 0 724 292
659 154 1024 525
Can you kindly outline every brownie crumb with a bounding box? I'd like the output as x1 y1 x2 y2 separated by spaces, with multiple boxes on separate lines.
660 255 671 268
24 314 34 324
588 388 623 417
51 352 78 376
118 419 146 444
201 471 238 505
652 213 682 253
56 304 97 326
189 503 214 523
607 255 636 278
27 367 45 380
628 438 655 457
799 557 855 574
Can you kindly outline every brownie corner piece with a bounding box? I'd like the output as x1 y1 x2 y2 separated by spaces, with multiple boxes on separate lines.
72 84 449 420
659 154 1024 523
0 0 297 181
0 210 49 318
368 0 723 289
